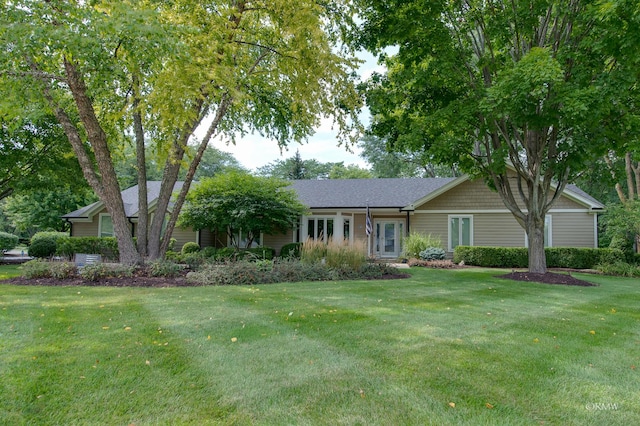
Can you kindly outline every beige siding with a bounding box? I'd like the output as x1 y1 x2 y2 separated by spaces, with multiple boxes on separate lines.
411 211 597 250
551 213 596 247
71 221 100 237
419 178 585 211
171 227 198 251
263 229 297 255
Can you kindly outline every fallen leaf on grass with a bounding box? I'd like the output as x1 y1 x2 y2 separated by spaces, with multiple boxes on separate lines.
486 403 494 409
448 402 456 408
589 330 596 335
231 337 238 342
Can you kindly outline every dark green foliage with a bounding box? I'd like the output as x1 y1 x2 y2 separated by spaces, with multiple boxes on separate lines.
181 242 200 254
28 238 57 258
0 231 19 252
595 261 640 278
454 246 625 269
279 242 302 258
56 237 119 262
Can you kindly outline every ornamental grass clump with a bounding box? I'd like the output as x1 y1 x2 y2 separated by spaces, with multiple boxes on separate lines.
301 237 367 270
402 232 443 259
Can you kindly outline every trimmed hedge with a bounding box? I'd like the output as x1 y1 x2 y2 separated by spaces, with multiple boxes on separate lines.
28 232 69 258
454 246 625 269
56 237 119 262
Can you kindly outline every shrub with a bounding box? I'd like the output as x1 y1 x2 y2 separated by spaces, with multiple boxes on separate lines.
78 263 135 281
31 231 68 245
148 259 183 277
280 242 302 258
50 262 77 279
596 261 640 277
408 259 457 268
56 237 119 261
185 257 402 286
402 232 442 259
28 238 58 258
21 259 52 278
0 231 19 252
181 242 200 254
419 247 446 261
454 246 626 269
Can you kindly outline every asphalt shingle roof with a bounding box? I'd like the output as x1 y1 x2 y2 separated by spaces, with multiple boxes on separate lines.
289 178 457 209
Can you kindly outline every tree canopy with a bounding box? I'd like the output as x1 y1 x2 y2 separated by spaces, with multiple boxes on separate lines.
179 172 307 248
358 0 640 272
1 0 362 263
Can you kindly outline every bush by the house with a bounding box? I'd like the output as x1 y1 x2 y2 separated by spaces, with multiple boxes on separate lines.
408 259 457 268
181 242 200 254
402 232 443 259
454 246 626 269
28 238 58 258
0 231 19 253
279 242 302 258
50 262 77 279
419 247 446 261
56 237 119 261
595 261 640 277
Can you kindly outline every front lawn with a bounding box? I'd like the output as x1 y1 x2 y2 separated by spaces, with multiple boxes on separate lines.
0 264 21 280
1 268 638 425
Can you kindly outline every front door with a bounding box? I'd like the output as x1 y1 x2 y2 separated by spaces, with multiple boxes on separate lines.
375 220 404 258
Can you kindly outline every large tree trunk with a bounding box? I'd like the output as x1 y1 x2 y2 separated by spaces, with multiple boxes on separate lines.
132 75 148 258
62 59 141 265
526 214 547 274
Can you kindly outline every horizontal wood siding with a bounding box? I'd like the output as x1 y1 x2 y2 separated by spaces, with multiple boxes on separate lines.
411 212 596 249
552 213 596 247
169 227 198 251
71 222 99 237
409 214 448 250
420 178 585 211
263 229 296 255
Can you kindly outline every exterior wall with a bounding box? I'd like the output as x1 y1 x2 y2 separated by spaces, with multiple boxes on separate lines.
420 178 586 211
71 221 100 237
171 226 198 251
263 229 297 255
411 210 597 252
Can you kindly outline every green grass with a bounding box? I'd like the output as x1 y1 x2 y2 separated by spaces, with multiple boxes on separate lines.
0 264 21 280
1 268 638 425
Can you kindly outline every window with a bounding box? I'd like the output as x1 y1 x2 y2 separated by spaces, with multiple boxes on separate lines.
449 215 472 251
99 214 114 237
307 218 334 242
230 229 261 248
525 215 552 247
343 219 350 240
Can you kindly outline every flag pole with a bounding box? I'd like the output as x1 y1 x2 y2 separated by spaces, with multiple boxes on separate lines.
366 203 372 258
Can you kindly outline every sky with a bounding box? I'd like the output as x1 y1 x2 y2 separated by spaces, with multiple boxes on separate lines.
211 51 384 172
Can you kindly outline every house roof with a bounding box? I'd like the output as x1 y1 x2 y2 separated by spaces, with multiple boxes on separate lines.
289 178 458 209
63 177 604 220
63 181 184 219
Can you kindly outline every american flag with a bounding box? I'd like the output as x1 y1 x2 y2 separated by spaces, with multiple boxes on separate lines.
365 205 372 236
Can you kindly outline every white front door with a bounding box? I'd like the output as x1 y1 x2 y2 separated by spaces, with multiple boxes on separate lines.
375 220 404 258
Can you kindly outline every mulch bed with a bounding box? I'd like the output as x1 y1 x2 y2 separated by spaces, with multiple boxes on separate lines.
498 271 598 287
0 272 411 287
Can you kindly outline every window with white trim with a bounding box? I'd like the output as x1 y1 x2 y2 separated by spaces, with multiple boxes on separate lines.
448 215 473 251
229 229 261 248
99 214 114 237
307 217 334 242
